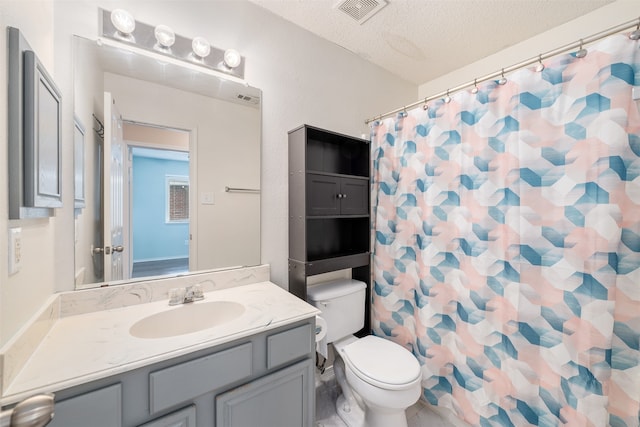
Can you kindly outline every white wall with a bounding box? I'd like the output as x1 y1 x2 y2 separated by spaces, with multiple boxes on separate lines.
0 0 415 345
0 0 59 347
419 0 638 99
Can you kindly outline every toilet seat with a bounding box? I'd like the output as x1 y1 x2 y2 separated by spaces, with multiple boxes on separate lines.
340 335 421 391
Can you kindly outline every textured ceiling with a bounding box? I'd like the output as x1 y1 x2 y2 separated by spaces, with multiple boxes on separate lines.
249 0 614 85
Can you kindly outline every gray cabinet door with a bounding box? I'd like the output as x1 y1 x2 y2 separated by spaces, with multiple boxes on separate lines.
138 405 195 427
47 383 122 427
216 359 314 427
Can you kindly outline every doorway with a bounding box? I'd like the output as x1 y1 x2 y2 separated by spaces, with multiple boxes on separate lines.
124 122 191 278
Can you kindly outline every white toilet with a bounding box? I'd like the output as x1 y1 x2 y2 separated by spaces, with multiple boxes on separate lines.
308 279 422 427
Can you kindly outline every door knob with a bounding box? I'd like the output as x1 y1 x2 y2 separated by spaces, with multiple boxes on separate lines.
91 245 124 255
0 393 54 427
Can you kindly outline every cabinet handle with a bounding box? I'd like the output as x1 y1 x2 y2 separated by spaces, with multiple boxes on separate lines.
337 193 343 199
342 193 347 198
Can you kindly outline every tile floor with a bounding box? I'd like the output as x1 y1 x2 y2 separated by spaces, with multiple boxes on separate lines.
315 373 468 427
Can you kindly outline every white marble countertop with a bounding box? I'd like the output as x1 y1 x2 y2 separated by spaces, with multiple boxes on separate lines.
1 281 319 405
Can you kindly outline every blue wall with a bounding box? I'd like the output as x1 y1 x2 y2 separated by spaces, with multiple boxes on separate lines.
132 156 189 262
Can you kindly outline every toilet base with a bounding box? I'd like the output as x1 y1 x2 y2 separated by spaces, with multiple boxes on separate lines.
337 393 411 427
336 393 365 427
364 405 409 427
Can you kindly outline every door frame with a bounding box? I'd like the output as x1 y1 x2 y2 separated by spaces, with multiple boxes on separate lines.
122 120 197 276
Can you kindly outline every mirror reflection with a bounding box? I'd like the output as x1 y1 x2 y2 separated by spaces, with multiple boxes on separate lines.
73 35 261 289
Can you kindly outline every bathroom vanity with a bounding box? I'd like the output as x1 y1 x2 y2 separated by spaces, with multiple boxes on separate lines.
0 267 319 427
47 319 314 427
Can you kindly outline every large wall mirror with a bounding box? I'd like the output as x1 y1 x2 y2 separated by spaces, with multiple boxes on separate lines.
73 35 261 289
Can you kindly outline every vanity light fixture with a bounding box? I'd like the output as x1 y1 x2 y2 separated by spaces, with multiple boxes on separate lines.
154 25 175 49
110 9 136 36
223 48 242 69
192 36 211 59
99 8 246 79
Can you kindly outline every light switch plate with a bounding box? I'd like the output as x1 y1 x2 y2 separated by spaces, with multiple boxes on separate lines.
9 227 21 275
201 192 215 205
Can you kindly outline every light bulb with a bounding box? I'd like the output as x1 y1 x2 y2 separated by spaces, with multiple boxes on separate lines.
110 9 135 35
223 49 242 69
154 25 175 48
192 37 211 58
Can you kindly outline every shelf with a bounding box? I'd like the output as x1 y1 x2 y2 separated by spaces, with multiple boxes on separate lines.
291 252 370 276
306 170 370 181
302 127 369 178
306 215 369 219
289 124 372 332
306 217 369 261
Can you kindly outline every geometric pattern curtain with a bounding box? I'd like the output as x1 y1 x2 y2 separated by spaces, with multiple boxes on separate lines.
371 33 640 427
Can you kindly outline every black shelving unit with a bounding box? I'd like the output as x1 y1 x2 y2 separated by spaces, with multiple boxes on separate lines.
288 124 371 334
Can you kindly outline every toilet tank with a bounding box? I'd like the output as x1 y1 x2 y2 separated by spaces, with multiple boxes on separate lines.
307 279 366 343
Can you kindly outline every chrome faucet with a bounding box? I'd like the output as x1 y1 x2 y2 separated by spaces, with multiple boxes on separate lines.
169 284 204 305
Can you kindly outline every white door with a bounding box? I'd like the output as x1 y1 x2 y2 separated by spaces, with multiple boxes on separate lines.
103 92 129 282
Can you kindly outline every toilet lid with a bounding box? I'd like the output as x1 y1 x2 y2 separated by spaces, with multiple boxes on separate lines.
341 335 421 389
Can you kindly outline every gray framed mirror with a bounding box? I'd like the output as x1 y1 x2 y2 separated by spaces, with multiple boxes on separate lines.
73 35 261 288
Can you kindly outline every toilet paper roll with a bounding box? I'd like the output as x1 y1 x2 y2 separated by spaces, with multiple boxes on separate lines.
315 316 328 359
315 316 327 342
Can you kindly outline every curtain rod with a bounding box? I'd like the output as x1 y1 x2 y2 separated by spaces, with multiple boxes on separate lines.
365 17 640 125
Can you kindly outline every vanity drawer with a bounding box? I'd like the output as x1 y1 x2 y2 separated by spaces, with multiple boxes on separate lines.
149 342 252 413
267 323 313 369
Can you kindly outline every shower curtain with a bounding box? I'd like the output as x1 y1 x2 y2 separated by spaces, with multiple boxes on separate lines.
371 33 640 427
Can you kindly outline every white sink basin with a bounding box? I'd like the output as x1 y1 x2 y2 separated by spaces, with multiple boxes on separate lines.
129 301 245 339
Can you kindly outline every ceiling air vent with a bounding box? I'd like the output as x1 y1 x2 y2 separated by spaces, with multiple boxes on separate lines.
236 93 260 105
334 0 388 25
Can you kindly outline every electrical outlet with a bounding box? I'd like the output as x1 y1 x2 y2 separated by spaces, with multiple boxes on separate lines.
9 227 21 275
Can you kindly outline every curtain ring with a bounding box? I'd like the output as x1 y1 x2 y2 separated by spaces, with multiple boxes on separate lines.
422 97 429 110
471 78 479 94
630 17 640 40
576 39 587 58
444 89 451 103
498 68 507 85
535 54 545 72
